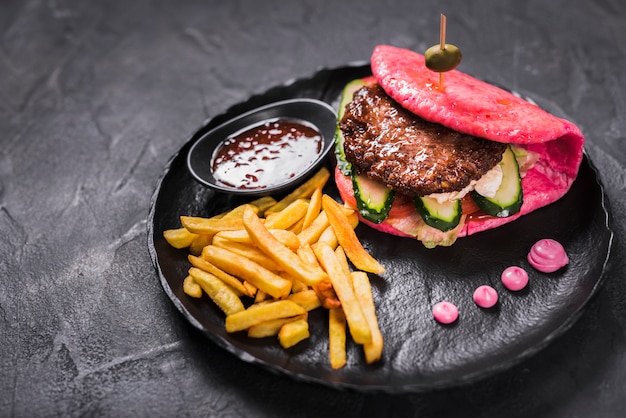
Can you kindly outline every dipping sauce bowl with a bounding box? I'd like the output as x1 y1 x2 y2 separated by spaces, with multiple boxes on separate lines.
187 98 337 196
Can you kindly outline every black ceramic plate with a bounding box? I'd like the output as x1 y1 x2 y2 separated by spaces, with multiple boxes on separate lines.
147 63 613 393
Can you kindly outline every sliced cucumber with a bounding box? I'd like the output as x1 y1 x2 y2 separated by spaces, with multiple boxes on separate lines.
470 145 523 217
352 172 395 224
334 79 368 176
413 196 462 232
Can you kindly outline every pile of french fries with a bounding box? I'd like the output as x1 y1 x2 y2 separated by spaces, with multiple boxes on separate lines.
163 167 385 368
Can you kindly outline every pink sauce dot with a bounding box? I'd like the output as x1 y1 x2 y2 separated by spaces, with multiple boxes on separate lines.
501 266 529 291
432 301 459 324
527 238 569 273
473 285 498 308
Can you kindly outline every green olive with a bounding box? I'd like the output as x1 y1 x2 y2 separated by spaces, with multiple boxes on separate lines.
425 43 462 72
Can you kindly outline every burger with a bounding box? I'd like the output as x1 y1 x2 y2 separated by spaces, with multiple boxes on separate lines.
334 45 585 248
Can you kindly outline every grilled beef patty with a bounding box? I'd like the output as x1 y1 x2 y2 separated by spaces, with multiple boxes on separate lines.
339 84 508 197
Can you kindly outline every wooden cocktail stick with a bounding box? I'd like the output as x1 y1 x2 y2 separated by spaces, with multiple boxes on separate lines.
438 13 446 90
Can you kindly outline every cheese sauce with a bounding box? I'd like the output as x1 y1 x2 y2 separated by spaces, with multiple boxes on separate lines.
211 119 323 190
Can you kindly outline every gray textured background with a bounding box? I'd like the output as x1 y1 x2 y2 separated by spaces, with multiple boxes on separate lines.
1 0 625 416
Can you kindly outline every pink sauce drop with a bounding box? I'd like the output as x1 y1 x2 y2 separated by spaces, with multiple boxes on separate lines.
473 285 498 308
501 266 529 291
432 301 459 324
527 238 569 273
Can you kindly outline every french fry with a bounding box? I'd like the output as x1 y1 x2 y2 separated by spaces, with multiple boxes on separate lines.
302 186 323 230
164 171 386 365
317 225 338 249
317 211 359 249
329 307 347 369
287 216 305 235
248 196 278 215
264 198 309 230
290 278 308 293
312 279 341 309
265 166 330 214
351 271 384 364
180 216 244 235
254 289 270 304
243 281 258 297
288 289 322 311
322 195 385 275
211 235 282 272
202 245 292 299
334 245 352 278
247 314 306 338
297 210 329 246
276 269 307 294
248 318 291 338
215 228 300 251
278 318 310 348
188 267 245 316
163 227 198 249
221 203 259 219
247 319 285 338
243 207 327 286
189 234 213 256
298 246 341 309
347 212 359 226
225 300 306 333
296 245 317 266
188 255 248 297
182 275 203 298
313 242 372 344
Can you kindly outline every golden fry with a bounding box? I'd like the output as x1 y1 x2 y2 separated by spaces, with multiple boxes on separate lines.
248 196 278 216
296 245 317 266
334 245 351 278
264 198 309 230
317 225 338 249
211 235 282 272
164 171 386 365
189 234 213 256
346 212 360 228
297 210 329 246
180 216 244 235
221 203 259 219
215 228 300 251
278 318 310 348
298 246 341 309
317 212 359 250
202 245 292 299
302 186 323 230
313 279 341 310
288 289 321 311
163 228 198 249
329 307 347 369
254 289 270 304
243 207 327 286
313 242 372 345
290 278 308 293
351 271 384 364
287 217 305 235
225 300 306 333
247 314 306 338
188 255 247 297
242 281 258 297
265 167 330 214
322 195 385 275
188 267 245 316
182 275 203 298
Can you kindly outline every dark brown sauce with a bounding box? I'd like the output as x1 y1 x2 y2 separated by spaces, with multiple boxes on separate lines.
211 119 323 190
